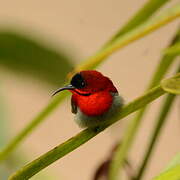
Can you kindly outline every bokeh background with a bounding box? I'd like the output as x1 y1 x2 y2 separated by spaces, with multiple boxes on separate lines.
0 0 179 180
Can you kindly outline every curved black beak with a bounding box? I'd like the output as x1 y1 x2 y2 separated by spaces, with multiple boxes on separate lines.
52 84 75 96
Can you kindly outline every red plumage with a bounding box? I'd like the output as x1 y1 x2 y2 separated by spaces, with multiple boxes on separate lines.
71 70 118 116
72 91 113 116
53 70 123 128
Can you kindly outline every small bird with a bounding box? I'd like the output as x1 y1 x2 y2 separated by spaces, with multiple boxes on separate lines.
52 70 123 128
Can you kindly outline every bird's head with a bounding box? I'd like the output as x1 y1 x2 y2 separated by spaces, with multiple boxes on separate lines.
52 70 118 97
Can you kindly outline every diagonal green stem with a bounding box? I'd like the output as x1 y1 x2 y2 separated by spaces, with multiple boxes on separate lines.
0 4 179 163
104 0 170 47
0 91 69 162
9 84 167 180
108 28 180 180
135 94 176 180
135 65 180 179
74 4 180 71
7 73 180 179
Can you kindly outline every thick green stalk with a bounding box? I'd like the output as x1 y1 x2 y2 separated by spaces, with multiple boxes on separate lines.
108 29 180 180
9 83 167 180
135 94 176 180
0 4 179 163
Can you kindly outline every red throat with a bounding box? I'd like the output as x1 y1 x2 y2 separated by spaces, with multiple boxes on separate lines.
71 91 113 116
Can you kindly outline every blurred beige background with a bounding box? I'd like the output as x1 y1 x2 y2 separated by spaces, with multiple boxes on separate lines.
0 0 179 180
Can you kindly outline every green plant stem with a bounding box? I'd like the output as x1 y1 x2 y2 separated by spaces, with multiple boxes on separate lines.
104 0 170 46
108 28 180 180
135 93 176 180
135 65 180 179
8 83 168 180
0 91 69 161
0 3 179 163
74 4 180 72
147 28 180 87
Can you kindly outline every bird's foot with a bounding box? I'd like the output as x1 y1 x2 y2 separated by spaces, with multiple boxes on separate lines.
91 126 103 133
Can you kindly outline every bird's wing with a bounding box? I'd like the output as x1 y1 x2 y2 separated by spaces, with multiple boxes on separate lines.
71 97 77 114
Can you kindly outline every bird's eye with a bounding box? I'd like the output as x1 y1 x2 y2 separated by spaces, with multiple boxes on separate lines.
71 73 86 89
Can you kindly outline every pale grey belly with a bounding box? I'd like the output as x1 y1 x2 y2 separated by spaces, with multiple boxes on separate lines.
74 93 124 128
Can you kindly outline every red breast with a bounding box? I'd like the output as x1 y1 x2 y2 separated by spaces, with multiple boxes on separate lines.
70 70 118 116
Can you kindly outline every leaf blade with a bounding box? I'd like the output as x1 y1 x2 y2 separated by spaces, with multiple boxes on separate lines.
161 73 180 94
153 165 180 180
0 30 74 87
105 0 171 46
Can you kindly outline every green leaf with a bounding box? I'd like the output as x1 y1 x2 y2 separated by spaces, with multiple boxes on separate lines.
165 153 180 171
164 42 180 56
153 153 180 180
0 30 74 87
161 73 180 94
153 165 180 180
